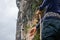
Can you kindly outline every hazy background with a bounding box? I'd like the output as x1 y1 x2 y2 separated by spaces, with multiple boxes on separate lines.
0 0 18 40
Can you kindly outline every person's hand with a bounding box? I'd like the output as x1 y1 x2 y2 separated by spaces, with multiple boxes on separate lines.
29 27 36 37
26 27 36 40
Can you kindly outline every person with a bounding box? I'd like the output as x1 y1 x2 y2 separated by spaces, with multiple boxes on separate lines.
30 0 60 40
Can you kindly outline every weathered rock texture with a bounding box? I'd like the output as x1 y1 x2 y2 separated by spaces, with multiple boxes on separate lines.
16 0 33 40
16 0 42 40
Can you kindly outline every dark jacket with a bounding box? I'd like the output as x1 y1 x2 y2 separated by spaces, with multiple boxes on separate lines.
36 0 60 29
39 0 60 14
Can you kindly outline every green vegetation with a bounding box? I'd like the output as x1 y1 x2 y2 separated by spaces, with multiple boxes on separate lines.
32 0 42 13
33 28 40 40
24 24 31 33
31 0 42 40
24 0 43 40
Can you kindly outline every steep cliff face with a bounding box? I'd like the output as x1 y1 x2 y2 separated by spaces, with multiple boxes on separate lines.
16 0 33 40
16 0 42 40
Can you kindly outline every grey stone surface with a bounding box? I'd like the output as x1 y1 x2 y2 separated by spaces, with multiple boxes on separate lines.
16 0 33 40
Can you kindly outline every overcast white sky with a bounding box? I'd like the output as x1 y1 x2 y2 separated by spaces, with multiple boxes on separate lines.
0 0 18 40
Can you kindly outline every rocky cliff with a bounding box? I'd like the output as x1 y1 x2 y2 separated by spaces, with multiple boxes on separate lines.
16 0 42 40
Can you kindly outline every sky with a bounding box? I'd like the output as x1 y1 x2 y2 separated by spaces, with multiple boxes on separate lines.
0 0 18 40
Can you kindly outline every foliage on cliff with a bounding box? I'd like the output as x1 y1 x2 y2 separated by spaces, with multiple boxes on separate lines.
16 0 43 40
26 0 43 40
